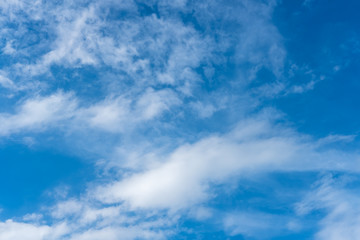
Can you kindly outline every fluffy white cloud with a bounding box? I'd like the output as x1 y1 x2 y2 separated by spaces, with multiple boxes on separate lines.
95 118 292 209
95 116 360 210
0 116 359 239
0 87 181 136
0 92 77 136
0 220 68 240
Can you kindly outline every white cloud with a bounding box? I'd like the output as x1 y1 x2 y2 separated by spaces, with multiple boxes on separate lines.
0 220 68 240
2 41 16 55
78 88 181 133
296 175 360 240
94 115 360 211
0 74 16 90
135 88 181 120
95 117 297 209
5 0 208 97
80 97 132 133
51 199 83 219
0 87 181 136
0 0 290 100
22 213 43 222
317 134 357 146
0 219 166 240
0 92 77 136
0 116 359 239
191 101 219 118
0 196 174 240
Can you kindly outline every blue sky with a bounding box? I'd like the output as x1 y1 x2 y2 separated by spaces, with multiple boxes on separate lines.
0 0 360 239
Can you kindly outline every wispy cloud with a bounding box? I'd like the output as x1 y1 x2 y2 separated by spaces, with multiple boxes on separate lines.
296 174 360 240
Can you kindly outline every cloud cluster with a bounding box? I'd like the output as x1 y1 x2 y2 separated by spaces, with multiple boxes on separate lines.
1 114 359 239
0 88 182 137
0 0 357 239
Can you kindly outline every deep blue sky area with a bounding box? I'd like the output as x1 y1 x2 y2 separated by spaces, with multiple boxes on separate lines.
273 0 360 137
0 142 92 219
0 0 359 239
